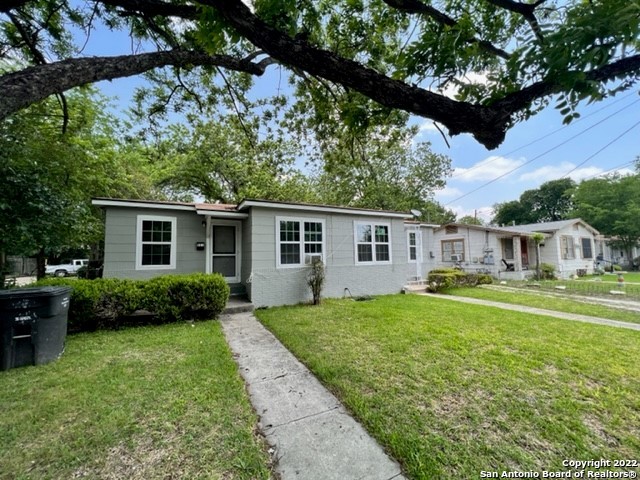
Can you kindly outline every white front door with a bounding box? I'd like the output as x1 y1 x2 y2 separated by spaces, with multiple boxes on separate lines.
209 220 241 283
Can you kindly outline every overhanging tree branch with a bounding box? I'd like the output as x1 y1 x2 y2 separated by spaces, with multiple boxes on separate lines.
203 0 510 148
382 0 511 59
0 49 271 121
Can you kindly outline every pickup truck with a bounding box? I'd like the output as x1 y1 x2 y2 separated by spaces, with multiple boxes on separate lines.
45 259 89 277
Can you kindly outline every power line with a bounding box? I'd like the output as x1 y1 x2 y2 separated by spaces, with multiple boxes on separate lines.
445 99 640 205
582 160 637 181
449 91 639 179
561 119 640 178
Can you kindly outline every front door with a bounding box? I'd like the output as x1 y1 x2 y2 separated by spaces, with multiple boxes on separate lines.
520 237 529 267
210 221 241 282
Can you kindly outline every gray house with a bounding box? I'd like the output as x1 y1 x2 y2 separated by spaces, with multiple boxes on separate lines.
92 198 415 307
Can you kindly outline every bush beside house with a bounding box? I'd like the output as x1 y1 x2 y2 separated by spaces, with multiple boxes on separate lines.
34 273 229 333
427 268 493 292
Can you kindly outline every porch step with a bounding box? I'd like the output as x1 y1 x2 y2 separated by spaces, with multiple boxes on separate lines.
229 283 247 296
223 297 254 314
403 284 428 293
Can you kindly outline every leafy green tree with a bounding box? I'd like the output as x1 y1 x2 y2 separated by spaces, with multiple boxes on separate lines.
492 179 576 225
0 90 158 278
2 1 639 148
458 215 484 226
572 173 640 265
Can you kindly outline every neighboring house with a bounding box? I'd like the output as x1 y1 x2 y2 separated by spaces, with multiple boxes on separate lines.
594 235 640 269
92 198 415 307
425 223 545 281
419 218 600 280
499 219 600 279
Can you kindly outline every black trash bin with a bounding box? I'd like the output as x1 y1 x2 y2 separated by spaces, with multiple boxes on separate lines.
0 286 72 371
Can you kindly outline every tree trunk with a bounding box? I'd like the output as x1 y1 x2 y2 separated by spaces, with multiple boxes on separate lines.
535 244 541 280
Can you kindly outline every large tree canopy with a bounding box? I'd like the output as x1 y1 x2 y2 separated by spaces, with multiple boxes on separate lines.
492 178 576 225
571 169 640 264
1 0 639 148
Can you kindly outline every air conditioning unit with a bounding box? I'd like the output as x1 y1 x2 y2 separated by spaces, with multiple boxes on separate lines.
305 254 323 265
450 254 462 262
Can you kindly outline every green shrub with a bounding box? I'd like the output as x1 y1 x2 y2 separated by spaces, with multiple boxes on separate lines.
540 263 556 280
33 273 229 333
427 269 492 292
141 273 229 323
613 264 622 272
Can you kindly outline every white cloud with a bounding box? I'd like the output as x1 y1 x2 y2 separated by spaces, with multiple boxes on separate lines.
453 156 524 182
432 72 491 100
519 162 602 182
449 205 494 223
434 185 462 199
418 120 439 134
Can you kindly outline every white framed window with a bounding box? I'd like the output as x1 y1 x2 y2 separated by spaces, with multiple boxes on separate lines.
136 215 177 270
355 222 392 264
561 236 575 259
441 239 465 262
407 231 421 263
276 216 325 268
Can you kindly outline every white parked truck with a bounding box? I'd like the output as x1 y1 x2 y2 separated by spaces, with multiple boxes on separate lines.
45 259 89 277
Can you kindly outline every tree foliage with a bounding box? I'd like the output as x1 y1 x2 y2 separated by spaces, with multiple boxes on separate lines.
1 0 639 148
571 172 640 263
492 178 576 225
0 90 158 276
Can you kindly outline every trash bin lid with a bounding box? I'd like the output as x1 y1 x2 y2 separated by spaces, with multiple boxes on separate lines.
0 286 72 300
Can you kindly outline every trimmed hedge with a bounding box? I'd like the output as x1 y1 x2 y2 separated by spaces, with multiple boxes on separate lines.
427 268 493 292
33 273 230 333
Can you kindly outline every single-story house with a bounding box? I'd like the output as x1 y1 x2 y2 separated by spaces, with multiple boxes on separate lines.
499 219 600 279
92 198 418 307
92 198 603 306
414 218 600 280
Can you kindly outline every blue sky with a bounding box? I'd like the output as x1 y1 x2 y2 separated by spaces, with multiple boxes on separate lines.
83 25 639 223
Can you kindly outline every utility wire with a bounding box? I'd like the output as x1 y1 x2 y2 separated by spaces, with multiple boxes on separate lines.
561 119 640 178
450 91 639 179
445 99 640 205
582 160 637 181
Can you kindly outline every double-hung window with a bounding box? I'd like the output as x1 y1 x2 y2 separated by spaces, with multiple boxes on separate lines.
408 231 417 262
561 236 575 259
136 215 176 270
355 222 391 264
276 217 325 267
441 239 465 262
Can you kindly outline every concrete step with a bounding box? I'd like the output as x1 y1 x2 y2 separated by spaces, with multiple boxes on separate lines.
223 297 254 314
403 284 428 293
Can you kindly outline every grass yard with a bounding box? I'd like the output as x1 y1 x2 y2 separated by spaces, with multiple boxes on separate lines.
0 321 272 480
257 295 640 479
577 272 640 283
504 279 640 300
443 287 640 324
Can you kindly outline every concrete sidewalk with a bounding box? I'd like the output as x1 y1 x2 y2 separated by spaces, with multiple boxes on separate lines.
220 312 405 480
420 293 640 331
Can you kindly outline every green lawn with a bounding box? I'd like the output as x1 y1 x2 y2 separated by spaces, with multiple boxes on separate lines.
444 287 640 324
503 279 640 300
0 321 272 480
257 296 640 479
577 272 640 283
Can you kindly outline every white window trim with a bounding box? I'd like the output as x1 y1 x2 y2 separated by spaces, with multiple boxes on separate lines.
135 215 177 270
407 230 419 263
441 238 465 262
354 221 392 265
275 216 326 269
